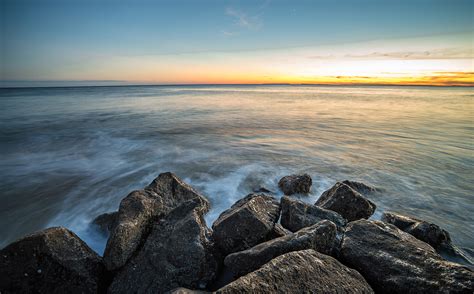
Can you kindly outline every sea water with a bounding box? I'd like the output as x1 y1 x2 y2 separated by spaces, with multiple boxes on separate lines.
0 85 472 257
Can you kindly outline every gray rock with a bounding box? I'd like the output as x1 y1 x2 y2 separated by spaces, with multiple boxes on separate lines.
278 173 312 195
224 220 337 278
316 182 376 221
280 196 346 232
211 193 280 255
0 227 105 294
104 172 207 271
108 197 218 294
342 180 377 195
92 211 119 236
216 249 374 293
381 211 452 251
340 220 474 293
381 212 473 266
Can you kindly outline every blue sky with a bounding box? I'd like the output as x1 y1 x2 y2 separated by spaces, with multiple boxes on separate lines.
1 0 473 85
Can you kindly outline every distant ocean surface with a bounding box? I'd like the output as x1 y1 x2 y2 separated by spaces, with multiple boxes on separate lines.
1 85 473 258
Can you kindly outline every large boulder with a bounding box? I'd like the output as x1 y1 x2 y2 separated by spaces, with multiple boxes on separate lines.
280 196 346 232
216 249 374 293
316 182 376 221
224 220 337 278
211 193 280 255
0 227 105 293
278 174 312 195
92 211 119 236
108 197 218 294
340 220 474 293
104 172 207 271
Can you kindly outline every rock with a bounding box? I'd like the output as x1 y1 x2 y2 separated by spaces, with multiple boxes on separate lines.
278 173 312 195
316 182 376 221
381 211 453 251
224 220 337 278
104 172 207 271
342 180 377 195
280 196 346 232
267 223 291 239
109 197 218 294
381 212 473 266
0 227 105 293
340 220 474 293
92 211 119 235
216 249 374 293
211 193 280 255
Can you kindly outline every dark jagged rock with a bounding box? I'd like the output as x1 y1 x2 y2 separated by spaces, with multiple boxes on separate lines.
342 180 377 195
216 249 374 293
381 211 452 251
211 193 280 255
280 196 346 232
108 197 218 294
381 211 473 266
316 182 376 221
340 220 474 293
278 173 312 195
103 172 207 271
0 227 105 294
224 220 337 278
92 211 119 236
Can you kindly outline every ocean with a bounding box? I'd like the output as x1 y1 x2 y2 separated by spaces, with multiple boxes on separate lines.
0 85 472 258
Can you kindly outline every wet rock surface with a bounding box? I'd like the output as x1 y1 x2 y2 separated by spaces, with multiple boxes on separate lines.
108 197 218 294
216 249 374 293
280 196 346 232
0 227 105 294
316 182 376 221
340 220 474 293
104 172 207 271
342 180 378 195
278 174 312 195
224 220 337 278
211 193 281 255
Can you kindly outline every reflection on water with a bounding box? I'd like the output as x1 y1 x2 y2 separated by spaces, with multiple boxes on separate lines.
0 85 473 256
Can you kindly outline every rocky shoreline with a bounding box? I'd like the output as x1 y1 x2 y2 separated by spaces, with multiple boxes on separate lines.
1 172 473 293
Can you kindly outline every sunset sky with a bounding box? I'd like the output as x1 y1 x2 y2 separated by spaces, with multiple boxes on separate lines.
1 0 473 87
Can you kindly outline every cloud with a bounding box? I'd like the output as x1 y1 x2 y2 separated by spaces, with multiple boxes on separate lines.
225 7 263 30
308 47 473 60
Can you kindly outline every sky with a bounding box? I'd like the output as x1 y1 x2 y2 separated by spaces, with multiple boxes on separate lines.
1 0 473 86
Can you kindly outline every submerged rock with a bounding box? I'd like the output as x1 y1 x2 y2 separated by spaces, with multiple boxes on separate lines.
216 249 374 293
280 196 346 232
211 193 281 255
103 172 207 271
316 182 376 221
224 220 337 278
108 197 218 294
340 220 474 293
278 173 312 195
92 211 119 236
0 227 105 294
